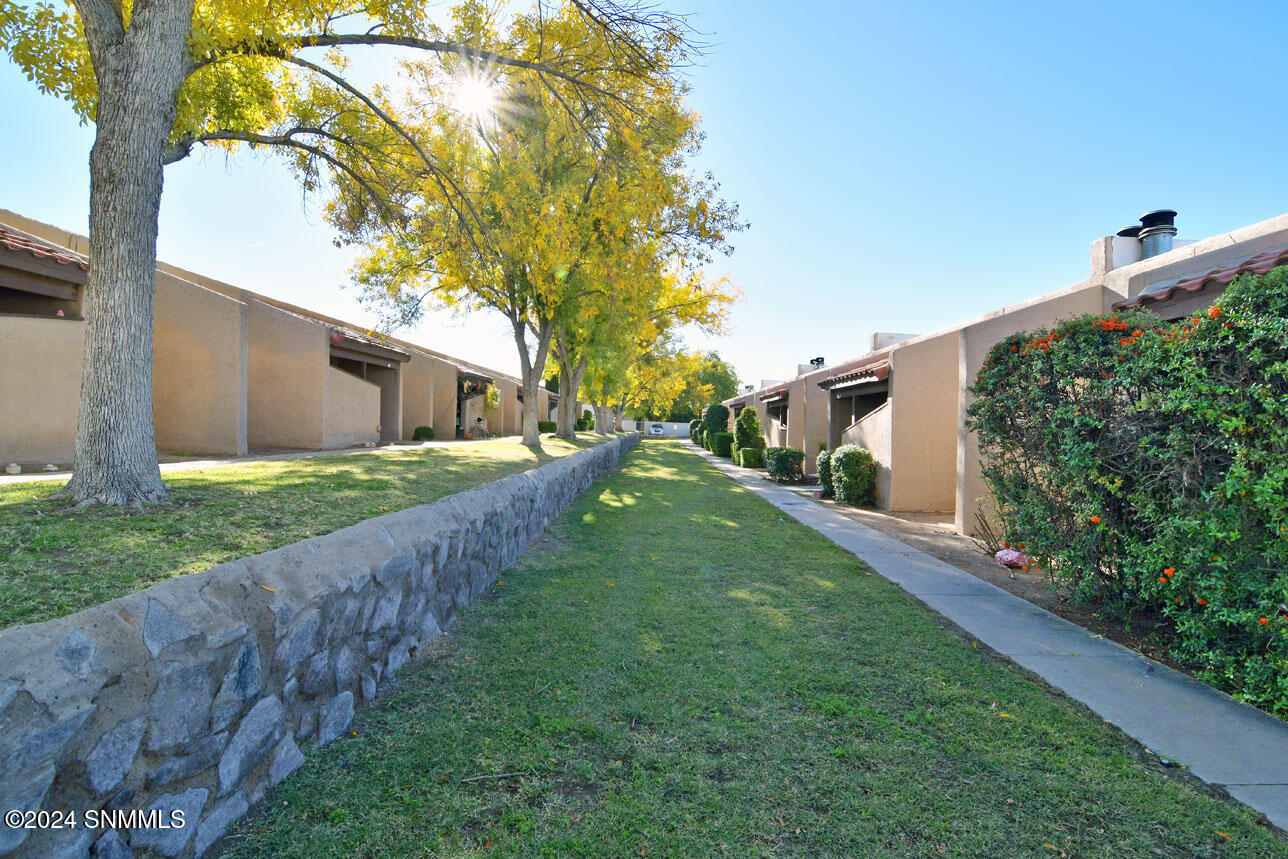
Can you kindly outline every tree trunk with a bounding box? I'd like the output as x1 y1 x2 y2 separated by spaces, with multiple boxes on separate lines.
65 0 194 507
512 317 551 447
556 352 586 441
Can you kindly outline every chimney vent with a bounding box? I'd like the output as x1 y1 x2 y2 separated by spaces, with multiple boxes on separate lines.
809 357 825 368
1118 210 1177 259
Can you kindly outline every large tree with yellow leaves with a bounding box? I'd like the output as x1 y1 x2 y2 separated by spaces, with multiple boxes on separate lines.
0 0 693 505
339 13 738 445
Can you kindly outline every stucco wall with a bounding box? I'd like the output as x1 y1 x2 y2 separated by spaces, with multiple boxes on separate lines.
799 368 831 474
954 283 1112 532
0 434 638 858
153 274 248 456
430 359 459 438
785 379 807 454
245 301 326 450
0 316 83 464
498 380 519 436
842 401 893 508
322 367 380 449
887 331 957 512
400 352 436 440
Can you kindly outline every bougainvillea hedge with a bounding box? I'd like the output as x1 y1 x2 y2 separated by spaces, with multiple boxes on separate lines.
968 266 1288 716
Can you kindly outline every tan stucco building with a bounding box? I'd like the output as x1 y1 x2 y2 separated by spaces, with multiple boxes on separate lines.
0 208 536 466
727 211 1288 534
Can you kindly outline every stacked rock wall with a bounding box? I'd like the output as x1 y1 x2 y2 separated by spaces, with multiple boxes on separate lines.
0 434 638 857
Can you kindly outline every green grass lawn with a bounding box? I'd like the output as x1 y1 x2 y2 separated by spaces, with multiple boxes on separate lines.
225 441 1284 857
0 435 600 629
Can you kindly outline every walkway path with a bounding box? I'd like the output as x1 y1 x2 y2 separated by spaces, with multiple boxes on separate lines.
0 435 524 486
686 442 1288 829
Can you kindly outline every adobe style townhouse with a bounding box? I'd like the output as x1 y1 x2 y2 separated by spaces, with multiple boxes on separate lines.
0 208 559 466
726 210 1288 535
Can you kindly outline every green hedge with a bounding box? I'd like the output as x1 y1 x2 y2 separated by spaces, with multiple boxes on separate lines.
765 447 804 483
733 407 766 465
702 404 730 445
711 431 734 457
412 425 434 441
737 447 764 468
537 420 557 434
576 414 592 431
688 419 702 441
816 449 834 498
968 265 1288 716
831 445 875 506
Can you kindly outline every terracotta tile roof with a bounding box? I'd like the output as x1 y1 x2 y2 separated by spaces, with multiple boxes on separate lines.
818 353 890 389
1114 246 1288 310
0 228 87 271
758 382 790 402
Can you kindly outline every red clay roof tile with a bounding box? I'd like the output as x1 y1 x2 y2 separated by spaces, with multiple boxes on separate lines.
0 228 87 271
1114 246 1288 310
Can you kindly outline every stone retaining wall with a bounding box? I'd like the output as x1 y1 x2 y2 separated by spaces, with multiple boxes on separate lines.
0 434 638 857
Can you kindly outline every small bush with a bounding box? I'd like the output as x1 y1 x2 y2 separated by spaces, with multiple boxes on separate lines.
737 447 764 468
816 449 834 498
576 414 592 431
765 447 804 483
412 426 434 441
712 432 734 457
688 418 702 440
832 445 876 506
537 420 557 434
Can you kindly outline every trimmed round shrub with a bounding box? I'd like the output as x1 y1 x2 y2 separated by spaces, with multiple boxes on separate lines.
688 418 702 440
831 445 876 506
737 447 764 468
816 448 834 498
733 407 766 464
765 446 804 483
711 431 734 457
537 420 557 434
702 404 730 443
412 425 434 441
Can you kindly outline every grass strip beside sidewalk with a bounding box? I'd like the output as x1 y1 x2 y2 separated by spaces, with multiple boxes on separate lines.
0 435 599 629
226 441 1284 857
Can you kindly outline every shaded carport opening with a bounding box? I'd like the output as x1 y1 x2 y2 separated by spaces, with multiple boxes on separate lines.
458 370 493 438
327 330 410 442
818 358 890 448
0 229 86 319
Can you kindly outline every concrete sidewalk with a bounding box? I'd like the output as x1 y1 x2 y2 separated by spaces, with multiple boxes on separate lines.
685 442 1288 828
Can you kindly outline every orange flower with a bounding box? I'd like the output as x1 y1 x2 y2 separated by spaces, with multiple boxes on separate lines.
1259 617 1269 626
1175 598 1181 604
1089 515 1101 524
1208 306 1222 319
1159 577 1169 583
1016 543 1025 550
1163 567 1176 576
1197 598 1208 606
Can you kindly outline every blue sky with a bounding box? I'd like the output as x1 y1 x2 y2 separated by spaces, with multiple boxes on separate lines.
2 1 1287 386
